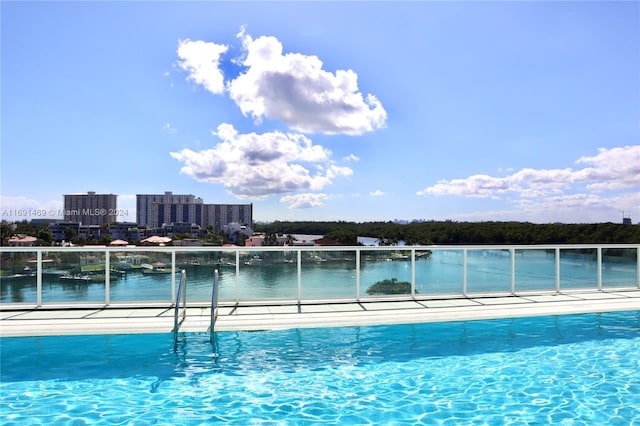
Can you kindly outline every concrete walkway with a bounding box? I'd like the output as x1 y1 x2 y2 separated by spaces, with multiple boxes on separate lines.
2 289 640 337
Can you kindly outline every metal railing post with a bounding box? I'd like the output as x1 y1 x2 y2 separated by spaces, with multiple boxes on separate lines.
637 248 640 288
171 250 177 304
356 247 361 300
597 247 602 291
510 248 516 295
462 248 468 296
36 250 42 307
297 249 302 304
411 248 416 298
235 250 240 304
555 248 561 293
105 249 110 306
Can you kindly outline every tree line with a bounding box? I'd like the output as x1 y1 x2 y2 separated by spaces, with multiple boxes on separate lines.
255 221 640 245
3 219 639 246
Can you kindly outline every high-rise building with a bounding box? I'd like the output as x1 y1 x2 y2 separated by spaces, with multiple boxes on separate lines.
202 203 253 233
150 201 204 228
63 191 117 226
136 192 252 233
136 192 203 227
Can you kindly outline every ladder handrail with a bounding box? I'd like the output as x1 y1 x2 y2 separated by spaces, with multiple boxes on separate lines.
210 269 219 342
173 270 187 338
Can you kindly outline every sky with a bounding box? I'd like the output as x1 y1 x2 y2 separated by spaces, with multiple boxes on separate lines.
1 1 639 225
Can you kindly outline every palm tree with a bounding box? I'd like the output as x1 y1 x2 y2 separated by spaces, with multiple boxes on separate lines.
285 234 295 246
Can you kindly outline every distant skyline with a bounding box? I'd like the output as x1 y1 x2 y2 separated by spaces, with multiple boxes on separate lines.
1 1 638 224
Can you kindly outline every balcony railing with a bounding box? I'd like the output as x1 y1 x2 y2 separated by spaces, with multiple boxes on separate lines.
1 244 638 308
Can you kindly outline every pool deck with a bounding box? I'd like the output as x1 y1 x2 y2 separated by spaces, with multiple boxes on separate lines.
1 289 640 337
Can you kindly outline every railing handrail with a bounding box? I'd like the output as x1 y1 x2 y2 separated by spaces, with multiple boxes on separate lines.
1 243 638 253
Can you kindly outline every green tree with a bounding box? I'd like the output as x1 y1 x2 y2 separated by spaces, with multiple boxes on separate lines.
100 234 112 245
1 221 13 246
285 234 295 246
325 230 359 245
38 229 53 245
64 227 76 243
263 232 279 246
366 278 412 295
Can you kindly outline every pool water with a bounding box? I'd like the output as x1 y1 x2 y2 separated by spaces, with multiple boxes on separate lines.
2 311 640 424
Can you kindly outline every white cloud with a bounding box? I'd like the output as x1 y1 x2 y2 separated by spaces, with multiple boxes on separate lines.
418 146 639 199
370 190 386 196
418 174 511 199
416 145 640 222
512 191 640 223
0 195 63 221
172 28 387 207
177 39 228 94
280 193 328 209
431 188 640 223
574 145 640 191
162 122 176 133
170 123 352 199
510 168 574 189
176 29 387 135
1 195 42 210
325 164 353 179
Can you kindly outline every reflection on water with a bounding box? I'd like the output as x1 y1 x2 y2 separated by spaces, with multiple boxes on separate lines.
1 248 637 304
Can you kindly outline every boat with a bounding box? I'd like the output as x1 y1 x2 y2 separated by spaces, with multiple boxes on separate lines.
142 267 172 274
390 252 410 261
141 263 172 274
60 274 92 283
244 256 264 266
0 273 36 282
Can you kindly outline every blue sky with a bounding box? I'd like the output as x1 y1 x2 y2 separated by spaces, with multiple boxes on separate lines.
1 1 639 224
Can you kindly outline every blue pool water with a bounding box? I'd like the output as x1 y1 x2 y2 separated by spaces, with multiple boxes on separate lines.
2 311 640 424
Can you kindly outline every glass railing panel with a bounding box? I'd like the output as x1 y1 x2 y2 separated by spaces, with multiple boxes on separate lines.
360 249 413 297
216 250 239 302
559 248 597 290
173 250 230 301
415 249 464 295
237 250 298 300
514 249 556 291
1 245 637 307
466 249 512 293
300 250 357 299
108 250 172 302
602 248 638 288
0 251 37 304
42 251 106 304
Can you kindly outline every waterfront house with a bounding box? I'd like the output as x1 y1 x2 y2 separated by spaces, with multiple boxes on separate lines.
7 235 37 247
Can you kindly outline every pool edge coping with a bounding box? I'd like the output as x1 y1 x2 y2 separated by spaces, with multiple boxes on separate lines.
2 289 640 337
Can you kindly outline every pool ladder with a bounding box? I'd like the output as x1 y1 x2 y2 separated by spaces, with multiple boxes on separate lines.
173 269 219 344
173 270 187 342
210 269 219 343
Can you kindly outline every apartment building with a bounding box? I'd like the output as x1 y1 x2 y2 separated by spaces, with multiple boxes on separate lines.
136 192 252 233
202 203 253 233
63 192 117 226
136 192 203 227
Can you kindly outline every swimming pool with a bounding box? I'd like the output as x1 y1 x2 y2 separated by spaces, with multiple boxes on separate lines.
2 311 639 424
